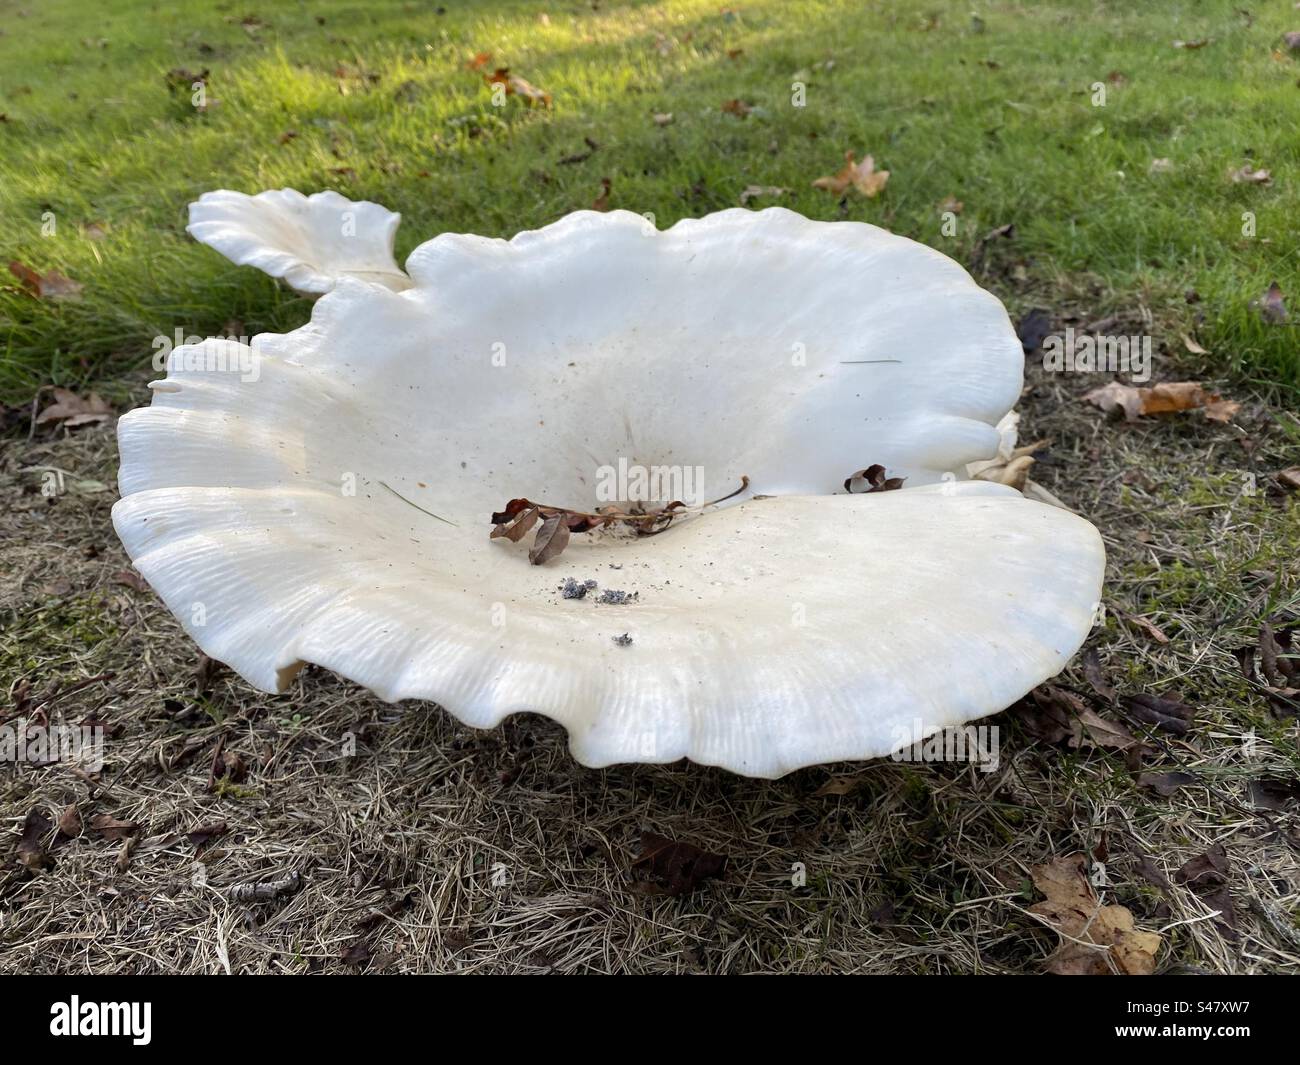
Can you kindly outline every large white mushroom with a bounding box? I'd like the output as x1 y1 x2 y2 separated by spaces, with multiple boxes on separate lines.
115 194 1104 778
187 188 411 294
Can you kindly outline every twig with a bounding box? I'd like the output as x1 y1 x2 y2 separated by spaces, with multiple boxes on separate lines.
377 481 459 526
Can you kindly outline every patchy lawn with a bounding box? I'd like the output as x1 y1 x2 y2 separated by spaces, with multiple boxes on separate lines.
1 0 1299 973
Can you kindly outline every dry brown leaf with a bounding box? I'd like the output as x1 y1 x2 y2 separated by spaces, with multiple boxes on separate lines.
813 775 864 797
843 463 905 493
112 569 149 593
490 505 540 543
1200 395 1241 423
485 67 551 107
939 194 963 214
17 809 53 872
1082 381 1145 422
56 804 83 838
1137 770 1197 796
1124 693 1195 735
1120 611 1170 645
720 98 752 117
1276 467 1300 492
1140 381 1215 415
35 387 112 429
629 831 726 896
813 151 890 198
1029 854 1161 975
1181 333 1208 355
1016 684 1139 752
1083 380 1238 424
591 177 611 212
529 513 571 565
1172 38 1210 49
1081 648 1116 703
9 261 84 300
652 111 674 126
89 813 138 841
1173 844 1237 941
974 453 1035 491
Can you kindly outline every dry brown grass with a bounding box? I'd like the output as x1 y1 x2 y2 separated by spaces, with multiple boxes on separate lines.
2 349 1298 974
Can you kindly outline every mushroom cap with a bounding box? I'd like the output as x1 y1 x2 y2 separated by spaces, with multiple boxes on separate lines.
187 188 411 295
116 206 1104 778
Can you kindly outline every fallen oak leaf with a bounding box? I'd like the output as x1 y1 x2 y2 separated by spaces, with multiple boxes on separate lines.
1028 853 1161 975
813 150 890 198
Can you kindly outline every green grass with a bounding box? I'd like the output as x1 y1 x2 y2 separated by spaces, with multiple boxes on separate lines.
1 0 1298 403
